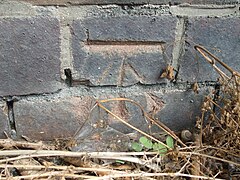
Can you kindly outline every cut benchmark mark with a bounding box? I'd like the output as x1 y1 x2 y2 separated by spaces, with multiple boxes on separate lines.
82 40 167 85
84 40 165 56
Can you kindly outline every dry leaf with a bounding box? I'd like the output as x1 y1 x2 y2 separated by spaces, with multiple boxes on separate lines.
192 82 199 94
160 65 175 80
13 158 43 176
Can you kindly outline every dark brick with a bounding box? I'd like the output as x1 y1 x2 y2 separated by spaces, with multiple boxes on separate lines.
14 97 95 140
72 127 131 152
156 90 207 130
73 89 208 151
119 90 208 132
178 17 240 82
82 16 175 42
21 0 239 5
0 17 62 96
0 102 10 138
71 16 177 86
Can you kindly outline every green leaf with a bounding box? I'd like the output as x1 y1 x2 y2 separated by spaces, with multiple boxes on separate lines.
139 136 153 149
166 135 174 149
131 142 143 152
115 160 125 164
152 143 168 155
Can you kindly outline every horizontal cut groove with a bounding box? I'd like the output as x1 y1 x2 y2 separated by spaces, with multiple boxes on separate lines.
83 40 165 55
86 40 165 46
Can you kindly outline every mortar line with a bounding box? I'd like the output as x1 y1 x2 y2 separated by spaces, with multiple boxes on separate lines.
59 14 74 81
170 4 238 17
172 17 185 70
3 81 217 102
171 17 185 83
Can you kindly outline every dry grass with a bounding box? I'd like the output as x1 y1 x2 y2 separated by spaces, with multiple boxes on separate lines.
0 45 239 179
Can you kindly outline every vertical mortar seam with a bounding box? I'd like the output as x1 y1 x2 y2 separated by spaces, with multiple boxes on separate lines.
172 17 185 80
59 8 74 81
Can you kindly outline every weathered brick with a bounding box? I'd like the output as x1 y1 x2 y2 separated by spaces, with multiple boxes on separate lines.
0 17 62 96
178 17 240 82
0 102 10 138
73 89 208 151
109 90 208 132
71 15 177 86
14 97 95 140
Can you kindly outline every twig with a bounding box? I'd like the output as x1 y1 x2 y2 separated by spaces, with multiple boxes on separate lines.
200 146 240 157
97 101 170 149
180 151 240 167
0 139 55 150
0 164 124 174
0 150 157 158
178 156 191 174
73 102 98 139
89 172 224 180
0 150 159 170
1 171 99 179
98 98 186 147
194 45 240 78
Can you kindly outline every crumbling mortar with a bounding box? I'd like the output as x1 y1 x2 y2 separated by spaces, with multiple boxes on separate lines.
1 81 217 104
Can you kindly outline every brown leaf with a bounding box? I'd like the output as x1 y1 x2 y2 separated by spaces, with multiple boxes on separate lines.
192 82 199 94
13 158 43 176
160 65 175 80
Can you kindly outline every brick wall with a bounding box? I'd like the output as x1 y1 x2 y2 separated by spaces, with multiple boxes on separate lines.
0 0 239 140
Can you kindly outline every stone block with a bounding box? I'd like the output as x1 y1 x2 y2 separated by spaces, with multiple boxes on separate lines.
14 97 95 140
178 17 240 82
73 88 209 151
0 17 62 96
71 15 177 86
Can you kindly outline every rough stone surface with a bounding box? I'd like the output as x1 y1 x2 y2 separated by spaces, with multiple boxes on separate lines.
0 0 36 16
156 90 207 130
73 89 208 152
170 5 238 17
0 102 9 138
0 0 238 147
0 17 62 96
114 89 205 132
178 17 240 82
14 97 95 140
71 15 177 86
